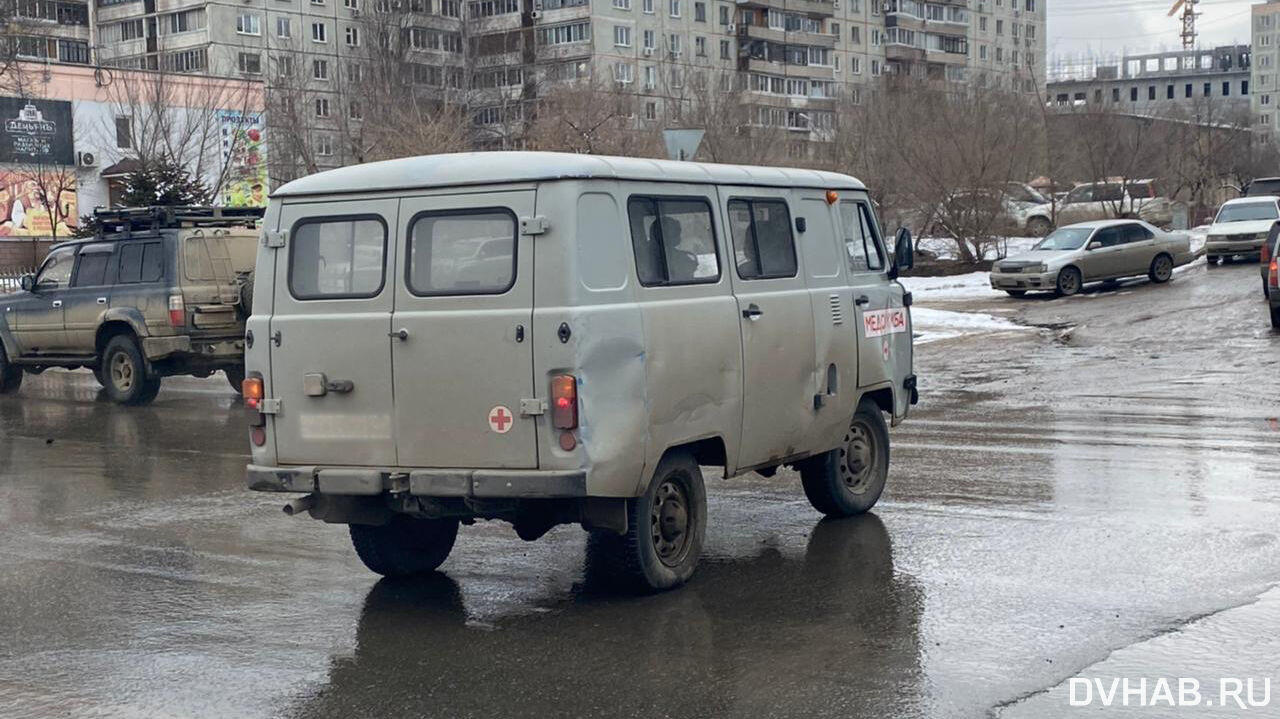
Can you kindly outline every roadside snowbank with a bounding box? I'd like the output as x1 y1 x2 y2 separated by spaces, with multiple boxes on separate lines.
912 306 1030 344
900 272 1002 300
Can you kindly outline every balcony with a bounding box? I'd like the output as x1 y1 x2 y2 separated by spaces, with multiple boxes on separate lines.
737 23 836 48
741 57 835 79
884 43 925 63
735 0 834 19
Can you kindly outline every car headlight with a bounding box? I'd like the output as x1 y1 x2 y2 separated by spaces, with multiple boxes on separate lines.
1026 264 1048 273
1257 233 1270 241
1208 234 1224 242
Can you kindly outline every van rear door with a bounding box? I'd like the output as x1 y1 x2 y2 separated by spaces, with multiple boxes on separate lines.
270 199 399 467
391 190 537 469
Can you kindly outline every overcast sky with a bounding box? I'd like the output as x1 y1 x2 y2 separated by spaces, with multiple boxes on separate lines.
1048 0 1256 67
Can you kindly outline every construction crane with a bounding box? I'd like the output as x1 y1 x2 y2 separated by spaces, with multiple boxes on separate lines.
1168 0 1201 51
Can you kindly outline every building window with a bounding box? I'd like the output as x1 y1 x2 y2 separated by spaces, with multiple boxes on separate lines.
720 39 729 59
315 135 333 157
1243 80 1250 95
1130 87 1137 102
643 29 655 49
667 33 681 55
1147 85 1155 100
315 97 331 117
1204 82 1211 97
346 26 360 45
349 62 363 81
694 1 704 21
312 22 327 42
719 5 728 23
614 62 633 83
642 0 653 12
276 16 291 37
537 22 591 45
1263 94 1273 106
236 13 260 35
613 0 630 8
1223 81 1231 96
237 52 261 73
313 59 329 79
1112 87 1120 102
115 117 131 149
645 101 657 120
613 25 631 46
1166 84 1173 100
668 0 679 16
345 0 358 7
349 101 362 119
274 55 294 77
695 35 706 56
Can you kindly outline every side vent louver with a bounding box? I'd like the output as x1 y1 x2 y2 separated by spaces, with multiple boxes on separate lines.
829 294 843 325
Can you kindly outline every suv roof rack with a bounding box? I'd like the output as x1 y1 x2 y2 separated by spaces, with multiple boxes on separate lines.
92 206 264 238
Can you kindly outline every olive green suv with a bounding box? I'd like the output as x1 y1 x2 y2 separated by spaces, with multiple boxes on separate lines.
0 207 260 405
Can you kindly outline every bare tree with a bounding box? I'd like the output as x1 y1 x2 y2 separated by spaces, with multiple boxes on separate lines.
102 67 259 201
525 74 659 156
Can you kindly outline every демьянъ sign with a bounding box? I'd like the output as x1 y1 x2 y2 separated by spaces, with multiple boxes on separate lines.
0 97 74 166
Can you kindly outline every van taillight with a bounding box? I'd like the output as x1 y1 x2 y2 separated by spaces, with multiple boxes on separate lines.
1270 258 1278 288
243 376 263 410
551 374 578 429
168 295 185 327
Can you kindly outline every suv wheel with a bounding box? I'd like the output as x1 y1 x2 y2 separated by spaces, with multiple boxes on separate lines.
799 398 890 517
349 515 459 577
0 346 23 394
102 335 162 405
590 450 707 592
1026 217 1052 237
224 366 245 395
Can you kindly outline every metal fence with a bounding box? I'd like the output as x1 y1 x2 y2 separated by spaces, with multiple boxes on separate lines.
0 266 34 294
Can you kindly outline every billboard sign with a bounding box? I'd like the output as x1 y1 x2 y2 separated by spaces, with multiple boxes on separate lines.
0 97 75 166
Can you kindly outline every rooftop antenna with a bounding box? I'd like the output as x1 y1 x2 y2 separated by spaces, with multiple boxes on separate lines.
1168 0 1200 51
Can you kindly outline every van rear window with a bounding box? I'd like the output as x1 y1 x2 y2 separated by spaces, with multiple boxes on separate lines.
289 218 386 299
407 210 516 295
627 197 720 286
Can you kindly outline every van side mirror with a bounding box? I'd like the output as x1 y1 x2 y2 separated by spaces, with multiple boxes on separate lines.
19 274 35 292
889 228 913 279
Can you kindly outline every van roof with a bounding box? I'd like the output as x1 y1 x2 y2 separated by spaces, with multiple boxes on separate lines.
272 151 867 198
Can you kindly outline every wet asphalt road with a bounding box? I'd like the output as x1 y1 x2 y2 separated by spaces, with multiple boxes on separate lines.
1 259 1278 718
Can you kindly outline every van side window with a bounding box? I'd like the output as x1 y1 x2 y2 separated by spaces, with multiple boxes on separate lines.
289 217 386 299
407 209 516 295
840 202 885 273
727 199 797 280
117 242 164 284
627 197 720 286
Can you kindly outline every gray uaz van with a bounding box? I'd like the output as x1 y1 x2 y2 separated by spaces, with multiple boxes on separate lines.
245 152 917 591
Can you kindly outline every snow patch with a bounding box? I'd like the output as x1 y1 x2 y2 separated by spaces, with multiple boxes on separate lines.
900 272 1003 300
912 307 1031 344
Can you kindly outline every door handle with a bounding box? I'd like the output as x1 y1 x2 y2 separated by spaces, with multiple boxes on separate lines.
96 297 107 305
741 305 763 321
855 295 870 307
51 300 62 308
389 328 409 341
326 379 354 393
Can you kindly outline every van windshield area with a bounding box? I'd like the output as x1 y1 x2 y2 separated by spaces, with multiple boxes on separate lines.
1215 202 1279 224
1033 227 1093 251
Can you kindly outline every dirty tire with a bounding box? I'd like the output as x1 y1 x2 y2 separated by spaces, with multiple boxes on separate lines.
237 272 255 319
1148 254 1173 283
592 451 706 592
799 398 890 518
1005 290 1027 298
0 346 22 394
224 365 245 395
1272 306 1280 330
1055 266 1082 297
102 335 161 405
1206 256 1219 267
349 516 459 577
1026 217 1053 237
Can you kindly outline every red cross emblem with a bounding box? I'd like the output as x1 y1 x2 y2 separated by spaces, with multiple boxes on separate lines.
488 405 513 434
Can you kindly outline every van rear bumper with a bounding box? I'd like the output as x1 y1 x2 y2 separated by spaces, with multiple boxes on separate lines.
247 464 587 499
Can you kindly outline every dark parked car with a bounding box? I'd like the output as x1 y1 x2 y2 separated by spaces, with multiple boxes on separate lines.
0 207 260 404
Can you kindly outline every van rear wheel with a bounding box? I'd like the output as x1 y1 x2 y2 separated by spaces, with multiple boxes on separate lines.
799 399 890 517
591 451 706 592
349 515 459 577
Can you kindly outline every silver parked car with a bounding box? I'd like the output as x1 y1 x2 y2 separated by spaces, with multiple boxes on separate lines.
989 219 1196 297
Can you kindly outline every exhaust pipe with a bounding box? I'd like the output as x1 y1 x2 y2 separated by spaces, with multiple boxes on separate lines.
283 495 315 517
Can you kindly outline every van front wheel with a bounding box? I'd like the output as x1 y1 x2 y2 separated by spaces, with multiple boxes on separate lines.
799 399 890 517
349 515 459 577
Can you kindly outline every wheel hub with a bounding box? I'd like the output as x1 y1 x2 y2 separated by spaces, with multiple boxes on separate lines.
651 478 692 567
110 353 134 391
839 421 877 495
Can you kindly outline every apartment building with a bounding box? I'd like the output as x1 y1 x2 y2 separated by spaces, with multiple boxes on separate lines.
1253 0 1280 140
8 0 93 67
73 0 1046 174
1048 45 1252 119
